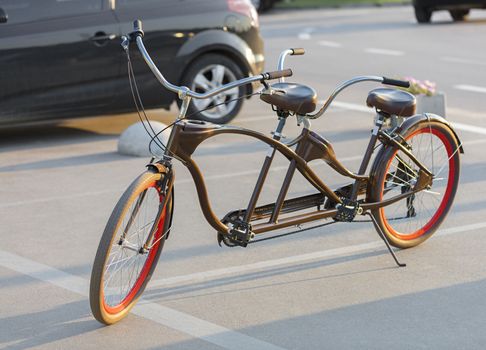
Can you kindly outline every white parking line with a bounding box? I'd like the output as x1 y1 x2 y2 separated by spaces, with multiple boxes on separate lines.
0 250 286 350
330 100 371 113
298 27 314 40
441 56 486 66
451 122 486 136
0 189 121 209
364 48 404 56
454 84 486 94
298 32 311 40
318 40 342 48
2 219 486 348
0 155 363 209
330 100 486 137
177 154 363 185
2 102 485 210
150 221 486 289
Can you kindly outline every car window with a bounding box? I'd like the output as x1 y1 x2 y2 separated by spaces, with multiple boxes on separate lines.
0 0 102 25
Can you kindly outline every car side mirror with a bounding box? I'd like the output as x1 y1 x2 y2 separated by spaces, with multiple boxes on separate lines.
0 8 8 24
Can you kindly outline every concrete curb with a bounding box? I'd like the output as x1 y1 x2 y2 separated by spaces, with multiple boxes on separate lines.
118 121 171 157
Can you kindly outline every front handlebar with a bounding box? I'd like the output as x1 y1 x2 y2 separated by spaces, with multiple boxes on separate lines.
128 20 293 101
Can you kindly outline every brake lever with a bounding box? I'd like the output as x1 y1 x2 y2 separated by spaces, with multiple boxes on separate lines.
121 35 129 52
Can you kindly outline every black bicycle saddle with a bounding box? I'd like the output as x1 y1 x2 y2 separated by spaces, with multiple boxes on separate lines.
366 88 416 117
260 82 318 115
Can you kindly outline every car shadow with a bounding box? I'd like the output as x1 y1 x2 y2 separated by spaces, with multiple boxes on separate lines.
0 122 116 153
0 151 133 173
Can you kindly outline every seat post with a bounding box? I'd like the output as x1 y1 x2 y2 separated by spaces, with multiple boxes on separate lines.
243 113 288 223
350 111 385 200
273 110 290 140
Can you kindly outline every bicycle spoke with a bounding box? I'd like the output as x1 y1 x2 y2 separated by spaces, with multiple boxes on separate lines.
102 185 164 308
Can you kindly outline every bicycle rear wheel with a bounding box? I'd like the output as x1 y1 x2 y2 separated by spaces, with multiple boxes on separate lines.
370 121 460 248
90 170 172 324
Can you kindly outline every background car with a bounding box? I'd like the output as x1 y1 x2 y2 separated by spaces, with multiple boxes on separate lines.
0 0 264 126
413 0 486 23
251 0 279 12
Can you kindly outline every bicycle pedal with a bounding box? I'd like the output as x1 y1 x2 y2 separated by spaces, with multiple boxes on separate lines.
217 221 254 248
333 199 362 222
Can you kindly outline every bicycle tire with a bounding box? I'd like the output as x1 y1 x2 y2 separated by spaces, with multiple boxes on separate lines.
370 120 460 248
90 170 173 324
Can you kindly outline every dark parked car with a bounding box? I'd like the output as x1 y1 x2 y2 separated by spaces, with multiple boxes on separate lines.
0 0 264 125
413 0 486 23
251 0 279 12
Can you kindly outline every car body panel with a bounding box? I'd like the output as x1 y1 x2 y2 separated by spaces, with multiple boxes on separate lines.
414 0 486 9
0 0 264 125
0 0 121 124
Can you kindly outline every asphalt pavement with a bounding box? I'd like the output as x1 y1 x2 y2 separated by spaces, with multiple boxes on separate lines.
2 6 486 350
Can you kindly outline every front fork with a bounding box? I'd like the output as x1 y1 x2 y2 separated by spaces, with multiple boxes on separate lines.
119 161 175 254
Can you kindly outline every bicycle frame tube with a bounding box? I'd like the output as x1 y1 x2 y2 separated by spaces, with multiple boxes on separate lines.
161 118 374 234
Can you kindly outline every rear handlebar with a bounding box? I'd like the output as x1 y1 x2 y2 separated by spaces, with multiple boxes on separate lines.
382 77 410 88
127 20 411 119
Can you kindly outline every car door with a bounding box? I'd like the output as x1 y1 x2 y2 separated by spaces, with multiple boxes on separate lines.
0 0 121 124
113 0 195 109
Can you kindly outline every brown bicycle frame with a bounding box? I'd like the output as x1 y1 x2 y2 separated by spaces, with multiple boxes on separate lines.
157 112 435 237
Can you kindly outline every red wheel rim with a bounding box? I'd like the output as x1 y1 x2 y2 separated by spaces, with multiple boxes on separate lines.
102 183 167 314
380 127 456 240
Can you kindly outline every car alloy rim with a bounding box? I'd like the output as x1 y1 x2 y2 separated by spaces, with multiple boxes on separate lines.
191 64 239 121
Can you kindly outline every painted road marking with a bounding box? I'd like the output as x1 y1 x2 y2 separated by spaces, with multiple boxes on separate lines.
4 135 484 210
2 219 486 345
330 100 486 137
364 48 404 56
318 40 342 48
455 84 486 94
150 221 486 289
451 122 486 136
441 57 486 66
0 155 363 209
331 100 371 113
0 189 122 209
2 102 485 210
298 27 314 40
0 250 286 350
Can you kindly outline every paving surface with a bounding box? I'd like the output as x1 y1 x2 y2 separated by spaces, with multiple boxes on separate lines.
2 6 486 350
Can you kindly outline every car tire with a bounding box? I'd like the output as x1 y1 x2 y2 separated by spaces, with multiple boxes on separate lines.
414 6 432 23
179 54 245 124
450 9 469 21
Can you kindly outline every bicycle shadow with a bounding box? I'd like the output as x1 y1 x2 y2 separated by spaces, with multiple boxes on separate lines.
142 277 486 349
143 248 396 303
0 300 99 350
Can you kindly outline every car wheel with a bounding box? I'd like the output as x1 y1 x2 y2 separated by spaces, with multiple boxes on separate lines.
450 9 469 21
414 6 432 23
179 54 245 124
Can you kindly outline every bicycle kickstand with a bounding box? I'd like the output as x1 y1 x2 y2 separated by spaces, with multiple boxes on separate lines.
365 212 406 268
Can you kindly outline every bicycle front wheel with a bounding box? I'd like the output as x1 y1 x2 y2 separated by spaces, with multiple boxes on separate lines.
370 121 461 248
90 170 172 324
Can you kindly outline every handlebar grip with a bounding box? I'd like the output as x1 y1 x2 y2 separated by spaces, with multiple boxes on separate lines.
291 48 305 56
130 19 144 40
382 77 410 88
264 69 293 80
